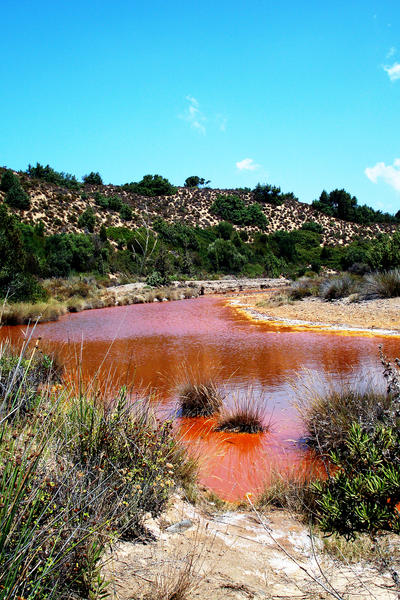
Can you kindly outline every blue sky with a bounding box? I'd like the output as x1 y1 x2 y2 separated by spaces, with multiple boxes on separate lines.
1 1 400 213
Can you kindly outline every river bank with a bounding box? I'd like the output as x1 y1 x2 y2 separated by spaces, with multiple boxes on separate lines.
105 493 400 600
0 277 289 325
228 289 400 336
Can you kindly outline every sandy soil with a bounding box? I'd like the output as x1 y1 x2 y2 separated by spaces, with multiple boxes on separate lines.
228 290 400 335
104 495 400 599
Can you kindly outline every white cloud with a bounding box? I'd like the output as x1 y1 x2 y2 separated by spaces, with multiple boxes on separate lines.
236 158 260 171
180 95 206 134
387 46 396 58
216 114 228 132
365 158 400 192
383 62 400 81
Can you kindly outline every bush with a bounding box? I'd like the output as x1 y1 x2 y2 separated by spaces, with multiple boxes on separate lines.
211 194 268 229
0 344 195 599
119 203 133 221
83 171 103 185
5 184 30 210
184 176 210 188
288 277 319 300
78 207 96 232
207 239 245 273
296 381 391 454
0 170 20 192
214 391 268 433
363 269 400 298
319 274 356 300
312 423 400 537
301 221 323 234
123 174 177 197
146 271 165 287
26 162 80 190
94 192 109 209
108 195 123 211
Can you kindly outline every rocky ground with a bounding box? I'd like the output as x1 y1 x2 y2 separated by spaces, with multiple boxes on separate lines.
104 495 400 599
228 291 400 336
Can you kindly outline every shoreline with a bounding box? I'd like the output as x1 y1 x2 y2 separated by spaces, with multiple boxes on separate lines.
227 292 400 338
0 277 289 326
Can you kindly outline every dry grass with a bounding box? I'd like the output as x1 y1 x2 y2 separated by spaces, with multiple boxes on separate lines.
257 467 316 514
293 372 391 453
214 388 269 433
0 300 68 324
363 268 400 298
179 381 223 417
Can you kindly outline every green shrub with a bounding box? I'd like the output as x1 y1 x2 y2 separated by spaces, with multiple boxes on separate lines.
5 184 30 210
108 195 123 211
78 207 96 232
146 271 165 287
83 171 103 185
301 221 323 234
0 170 20 192
211 194 267 229
119 203 133 221
319 274 357 300
26 162 80 190
94 192 109 209
207 239 245 273
312 423 400 537
123 174 177 197
363 269 400 298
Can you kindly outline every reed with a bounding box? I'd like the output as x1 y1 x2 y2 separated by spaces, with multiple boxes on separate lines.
363 268 400 298
293 373 391 453
179 381 223 417
214 388 269 433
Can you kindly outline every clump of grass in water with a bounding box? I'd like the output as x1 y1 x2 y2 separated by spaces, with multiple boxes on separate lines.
214 389 269 433
176 362 225 417
293 371 391 453
179 381 224 417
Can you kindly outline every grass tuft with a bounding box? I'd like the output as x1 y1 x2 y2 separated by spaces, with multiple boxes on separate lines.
293 374 390 453
214 389 269 433
363 268 400 298
179 381 223 417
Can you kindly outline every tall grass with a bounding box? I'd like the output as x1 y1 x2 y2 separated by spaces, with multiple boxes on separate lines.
293 373 391 453
214 388 269 433
363 268 400 298
319 274 356 300
0 341 196 599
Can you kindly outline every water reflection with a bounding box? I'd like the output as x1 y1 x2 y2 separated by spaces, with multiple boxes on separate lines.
1 297 400 500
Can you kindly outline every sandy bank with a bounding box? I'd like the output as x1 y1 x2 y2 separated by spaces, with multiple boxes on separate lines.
228 290 400 336
105 494 399 599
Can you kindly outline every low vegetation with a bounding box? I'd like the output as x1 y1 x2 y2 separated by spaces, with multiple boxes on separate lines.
214 391 268 433
294 349 400 538
178 381 224 417
0 341 196 599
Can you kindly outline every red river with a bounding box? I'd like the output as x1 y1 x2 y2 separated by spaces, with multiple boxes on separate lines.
2 297 400 500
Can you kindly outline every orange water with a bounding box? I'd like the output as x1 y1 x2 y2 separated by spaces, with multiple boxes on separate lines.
2 296 400 500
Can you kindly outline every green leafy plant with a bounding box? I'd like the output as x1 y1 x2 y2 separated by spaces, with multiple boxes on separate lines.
312 422 400 537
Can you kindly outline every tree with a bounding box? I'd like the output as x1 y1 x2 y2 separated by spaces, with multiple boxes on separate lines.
83 171 103 185
0 170 20 192
119 204 133 221
184 176 210 188
123 174 177 197
78 207 96 232
5 184 30 210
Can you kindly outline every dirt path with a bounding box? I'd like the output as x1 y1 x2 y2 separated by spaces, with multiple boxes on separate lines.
228 291 400 336
104 496 399 599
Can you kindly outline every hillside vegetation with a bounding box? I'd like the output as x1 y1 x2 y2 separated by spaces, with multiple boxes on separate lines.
1 163 400 306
